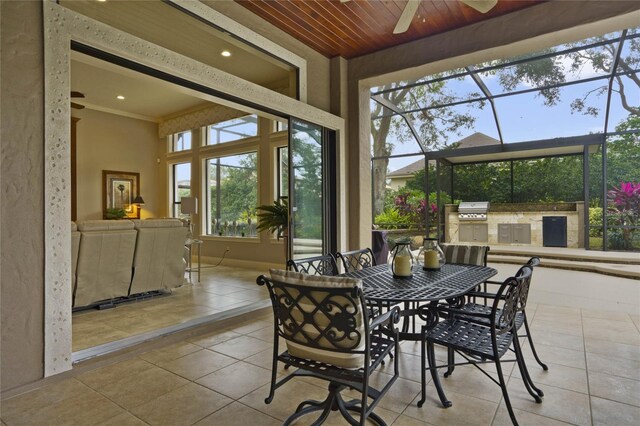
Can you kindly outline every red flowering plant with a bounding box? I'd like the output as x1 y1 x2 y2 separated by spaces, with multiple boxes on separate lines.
393 192 439 232
607 181 640 250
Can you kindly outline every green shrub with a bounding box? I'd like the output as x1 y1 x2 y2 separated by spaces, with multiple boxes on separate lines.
374 209 413 229
588 207 603 237
608 231 627 250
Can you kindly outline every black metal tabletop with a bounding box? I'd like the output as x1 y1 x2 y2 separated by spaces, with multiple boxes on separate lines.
343 263 497 303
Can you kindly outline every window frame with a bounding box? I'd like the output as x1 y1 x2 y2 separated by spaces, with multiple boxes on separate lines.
204 150 259 238
205 114 259 146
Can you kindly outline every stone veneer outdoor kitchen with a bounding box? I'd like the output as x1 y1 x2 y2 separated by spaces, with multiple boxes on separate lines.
445 202 585 248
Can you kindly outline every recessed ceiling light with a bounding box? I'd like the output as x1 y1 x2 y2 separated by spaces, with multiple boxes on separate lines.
97 0 107 2
221 50 232 57
116 95 125 100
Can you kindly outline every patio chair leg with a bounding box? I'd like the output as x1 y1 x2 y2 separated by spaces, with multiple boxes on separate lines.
513 334 544 400
444 348 455 377
265 337 280 404
419 334 427 407
284 383 339 426
494 358 519 426
523 313 548 371
427 341 452 408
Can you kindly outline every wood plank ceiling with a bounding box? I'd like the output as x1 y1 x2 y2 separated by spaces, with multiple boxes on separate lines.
235 0 543 59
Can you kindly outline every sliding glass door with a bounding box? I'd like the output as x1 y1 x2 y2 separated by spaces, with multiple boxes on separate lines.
288 118 336 259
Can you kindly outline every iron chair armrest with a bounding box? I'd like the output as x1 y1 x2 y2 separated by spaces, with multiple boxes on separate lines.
434 304 493 320
466 291 505 300
370 306 401 330
484 279 503 286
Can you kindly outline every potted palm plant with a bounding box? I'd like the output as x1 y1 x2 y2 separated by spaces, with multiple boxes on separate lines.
256 197 289 260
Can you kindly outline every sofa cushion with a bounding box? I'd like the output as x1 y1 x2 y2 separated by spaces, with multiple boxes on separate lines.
77 219 134 232
269 269 366 369
130 225 188 294
131 219 184 229
74 229 137 307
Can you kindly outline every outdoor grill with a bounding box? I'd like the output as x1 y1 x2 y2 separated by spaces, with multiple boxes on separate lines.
458 201 490 221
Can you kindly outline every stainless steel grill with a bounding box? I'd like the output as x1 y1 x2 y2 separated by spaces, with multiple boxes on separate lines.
458 201 490 221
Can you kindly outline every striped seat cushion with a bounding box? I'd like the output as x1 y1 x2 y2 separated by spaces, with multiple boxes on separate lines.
269 269 366 369
441 244 489 266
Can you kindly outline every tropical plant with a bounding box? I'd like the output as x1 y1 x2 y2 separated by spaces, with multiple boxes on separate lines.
607 181 640 250
256 198 288 239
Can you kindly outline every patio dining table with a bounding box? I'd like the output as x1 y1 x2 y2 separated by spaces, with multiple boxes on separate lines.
343 263 497 341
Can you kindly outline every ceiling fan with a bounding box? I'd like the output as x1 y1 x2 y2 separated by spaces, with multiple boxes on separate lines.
71 91 85 110
340 0 498 34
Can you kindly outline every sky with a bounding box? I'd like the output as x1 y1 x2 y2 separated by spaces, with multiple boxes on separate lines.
374 29 639 173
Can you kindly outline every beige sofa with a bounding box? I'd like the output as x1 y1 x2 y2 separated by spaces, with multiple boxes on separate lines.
129 219 188 295
73 220 137 307
71 219 189 309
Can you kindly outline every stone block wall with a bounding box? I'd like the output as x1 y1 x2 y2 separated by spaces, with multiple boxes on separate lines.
445 203 584 248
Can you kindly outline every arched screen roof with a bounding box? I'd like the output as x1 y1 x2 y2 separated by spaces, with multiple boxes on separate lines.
371 27 640 154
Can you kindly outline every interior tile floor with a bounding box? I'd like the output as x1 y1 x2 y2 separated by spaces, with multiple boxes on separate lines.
4 264 640 425
72 265 270 352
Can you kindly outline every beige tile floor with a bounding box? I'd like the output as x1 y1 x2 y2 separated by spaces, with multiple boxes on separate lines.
72 265 270 352
4 269 640 425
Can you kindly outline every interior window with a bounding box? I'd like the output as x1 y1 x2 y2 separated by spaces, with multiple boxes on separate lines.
277 146 289 200
172 130 192 152
172 162 191 218
205 152 258 237
207 115 258 145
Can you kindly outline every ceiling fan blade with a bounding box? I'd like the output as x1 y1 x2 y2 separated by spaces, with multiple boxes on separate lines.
460 0 498 13
71 91 85 98
393 0 421 34
71 102 85 110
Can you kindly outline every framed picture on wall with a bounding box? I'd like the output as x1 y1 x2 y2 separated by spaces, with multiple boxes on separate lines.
102 170 140 219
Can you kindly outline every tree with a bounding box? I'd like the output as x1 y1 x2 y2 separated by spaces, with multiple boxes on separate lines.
371 77 483 216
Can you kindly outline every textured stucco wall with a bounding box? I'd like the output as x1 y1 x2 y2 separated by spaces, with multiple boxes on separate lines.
201 0 331 112
1 0 45 391
73 109 161 221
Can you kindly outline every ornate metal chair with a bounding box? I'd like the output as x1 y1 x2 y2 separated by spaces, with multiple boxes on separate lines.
419 266 541 426
335 248 376 273
257 269 400 426
461 257 547 372
439 244 490 372
287 254 339 276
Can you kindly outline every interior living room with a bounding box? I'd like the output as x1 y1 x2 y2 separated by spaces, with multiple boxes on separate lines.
1 1 639 425
69 51 288 356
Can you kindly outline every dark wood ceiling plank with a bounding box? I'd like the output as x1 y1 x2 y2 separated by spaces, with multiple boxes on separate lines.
239 0 337 55
319 0 386 47
234 0 544 59
288 0 375 52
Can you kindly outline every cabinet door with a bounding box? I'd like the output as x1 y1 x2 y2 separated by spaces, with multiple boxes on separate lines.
459 224 474 242
513 224 531 244
473 224 488 242
498 224 512 243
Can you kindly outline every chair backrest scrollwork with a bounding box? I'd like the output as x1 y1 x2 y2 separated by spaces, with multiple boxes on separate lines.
287 254 339 276
491 266 532 335
336 248 376 273
258 270 370 369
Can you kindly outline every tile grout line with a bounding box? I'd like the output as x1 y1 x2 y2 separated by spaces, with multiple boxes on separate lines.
581 308 595 426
